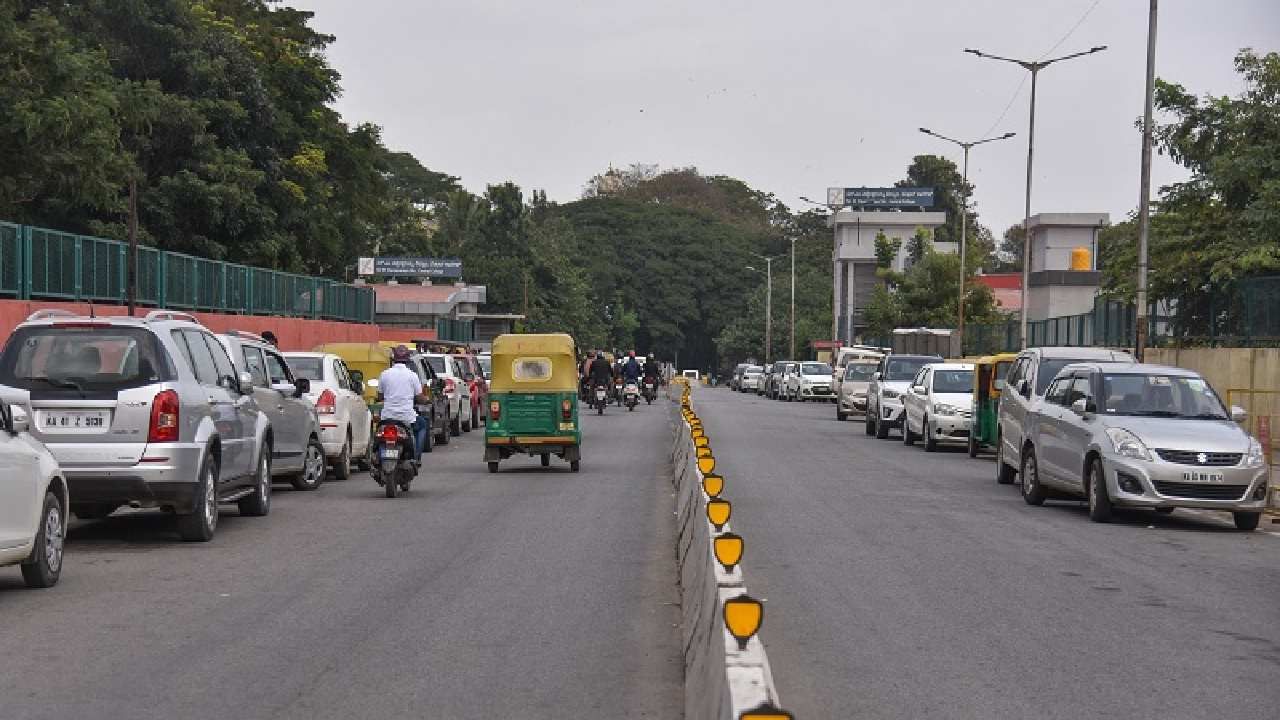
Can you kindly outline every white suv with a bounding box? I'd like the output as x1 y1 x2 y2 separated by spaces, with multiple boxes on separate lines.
0 403 68 587
866 354 943 439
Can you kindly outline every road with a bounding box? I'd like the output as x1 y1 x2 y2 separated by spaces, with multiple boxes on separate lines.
0 400 680 720
694 386 1280 720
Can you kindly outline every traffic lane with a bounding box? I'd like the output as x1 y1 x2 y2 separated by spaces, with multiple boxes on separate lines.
694 387 1280 720
0 404 680 720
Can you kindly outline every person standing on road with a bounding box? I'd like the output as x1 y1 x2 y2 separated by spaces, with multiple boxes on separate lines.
377 346 427 464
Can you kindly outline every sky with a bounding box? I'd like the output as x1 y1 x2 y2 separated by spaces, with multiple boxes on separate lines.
297 0 1279 236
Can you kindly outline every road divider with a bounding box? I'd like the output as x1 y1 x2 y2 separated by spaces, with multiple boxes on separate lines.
669 378 794 720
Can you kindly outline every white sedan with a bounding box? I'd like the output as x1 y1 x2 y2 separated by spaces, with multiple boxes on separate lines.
902 362 976 452
284 352 373 479
0 403 68 588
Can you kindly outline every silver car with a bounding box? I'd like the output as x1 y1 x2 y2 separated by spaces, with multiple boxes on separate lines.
902 362 974 451
836 360 877 421
218 332 325 491
739 365 764 392
1019 362 1269 531
0 310 272 542
866 354 943 439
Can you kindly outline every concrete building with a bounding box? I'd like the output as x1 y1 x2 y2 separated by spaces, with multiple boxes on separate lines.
827 209 949 342
368 280 522 349
1024 212 1107 322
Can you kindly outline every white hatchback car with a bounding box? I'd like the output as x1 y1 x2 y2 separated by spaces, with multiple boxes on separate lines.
902 362 975 451
284 352 373 479
0 403 69 588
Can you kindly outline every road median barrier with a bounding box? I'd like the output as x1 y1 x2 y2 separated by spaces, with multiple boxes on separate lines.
668 378 794 720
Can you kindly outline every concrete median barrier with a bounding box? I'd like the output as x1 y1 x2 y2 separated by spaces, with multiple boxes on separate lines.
669 380 788 719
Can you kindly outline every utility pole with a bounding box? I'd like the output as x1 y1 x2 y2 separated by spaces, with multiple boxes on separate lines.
127 177 138 316
747 253 783 363
789 236 796 359
1135 0 1158 362
965 45 1108 349
919 128 1016 355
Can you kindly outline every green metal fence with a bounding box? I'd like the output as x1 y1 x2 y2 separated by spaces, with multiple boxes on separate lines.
435 317 474 342
0 222 375 323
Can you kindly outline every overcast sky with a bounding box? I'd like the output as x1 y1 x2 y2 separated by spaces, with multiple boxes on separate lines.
298 0 1278 236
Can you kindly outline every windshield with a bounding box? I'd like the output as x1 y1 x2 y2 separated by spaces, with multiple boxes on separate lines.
802 363 832 375
288 357 324 382
0 325 172 397
745 365 763 374
886 358 932 382
478 357 492 374
1098 373 1228 418
423 356 447 374
932 370 973 393
845 364 877 381
1035 359 1087 395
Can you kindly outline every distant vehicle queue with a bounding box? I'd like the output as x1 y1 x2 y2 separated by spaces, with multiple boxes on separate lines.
727 344 1270 532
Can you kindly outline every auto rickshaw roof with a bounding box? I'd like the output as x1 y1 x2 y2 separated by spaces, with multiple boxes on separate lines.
490 333 578 391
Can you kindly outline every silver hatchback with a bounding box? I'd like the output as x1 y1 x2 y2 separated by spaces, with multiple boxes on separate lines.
0 310 273 541
1019 362 1269 531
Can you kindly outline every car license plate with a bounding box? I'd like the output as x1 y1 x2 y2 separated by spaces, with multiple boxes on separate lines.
1182 471 1224 483
39 410 111 433
380 444 400 460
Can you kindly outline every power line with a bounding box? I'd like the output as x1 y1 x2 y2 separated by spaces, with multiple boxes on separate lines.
1040 0 1104 61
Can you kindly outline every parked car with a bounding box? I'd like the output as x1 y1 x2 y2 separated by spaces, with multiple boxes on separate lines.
836 360 879 421
1019 362 1268 531
477 352 492 382
0 310 272 542
783 362 835 402
0 402 68 587
422 353 473 435
283 351 373 479
832 346 885 400
768 361 797 400
866 354 943 439
739 365 765 392
459 353 489 427
218 332 325 492
902 362 975 451
995 346 1134 485
729 363 750 391
757 363 777 396
411 353 452 447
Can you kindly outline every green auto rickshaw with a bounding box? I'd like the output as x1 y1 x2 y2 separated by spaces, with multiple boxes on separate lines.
968 352 1018 458
484 333 581 473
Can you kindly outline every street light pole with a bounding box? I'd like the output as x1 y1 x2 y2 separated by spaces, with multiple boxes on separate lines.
965 45 1108 349
919 128 1016 355
1135 0 1158 362
789 236 796 359
747 254 782 364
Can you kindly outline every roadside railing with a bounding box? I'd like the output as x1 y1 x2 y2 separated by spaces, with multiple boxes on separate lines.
0 221 375 323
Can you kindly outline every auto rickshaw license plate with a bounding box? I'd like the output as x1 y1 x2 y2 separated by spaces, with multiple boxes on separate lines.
558 422 575 431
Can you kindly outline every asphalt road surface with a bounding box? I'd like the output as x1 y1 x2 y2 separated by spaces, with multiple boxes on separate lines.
695 386 1280 720
0 399 680 720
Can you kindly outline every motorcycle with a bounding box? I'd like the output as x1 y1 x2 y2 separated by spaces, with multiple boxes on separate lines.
593 382 608 415
643 378 657 404
624 381 640 411
614 378 624 407
373 419 416 498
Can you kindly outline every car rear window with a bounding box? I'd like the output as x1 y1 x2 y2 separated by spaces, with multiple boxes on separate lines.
802 363 832 375
1035 359 1083 395
423 356 447 373
288 357 324 381
0 325 173 397
885 358 933 381
932 370 973 393
845 364 877 381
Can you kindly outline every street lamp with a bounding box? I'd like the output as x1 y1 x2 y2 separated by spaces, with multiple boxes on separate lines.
918 127 1017 353
800 196 842 344
746 255 782 364
965 44 1108 349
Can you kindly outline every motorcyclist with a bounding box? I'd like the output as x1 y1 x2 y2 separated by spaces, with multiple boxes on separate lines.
622 351 642 384
642 354 661 383
376 346 427 465
588 350 613 403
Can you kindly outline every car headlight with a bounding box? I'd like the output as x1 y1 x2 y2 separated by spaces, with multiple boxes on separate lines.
1245 438 1266 467
882 388 900 399
1105 427 1152 461
934 403 962 416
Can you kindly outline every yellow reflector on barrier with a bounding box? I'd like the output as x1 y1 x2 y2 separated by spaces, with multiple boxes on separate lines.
723 594 763 651
706 497 731 530
698 455 715 474
739 704 794 720
713 532 744 572
696 447 712 458
694 436 709 448
701 473 724 497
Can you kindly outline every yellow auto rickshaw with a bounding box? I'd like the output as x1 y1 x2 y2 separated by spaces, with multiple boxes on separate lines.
968 352 1018 457
484 333 581 473
314 342 391 405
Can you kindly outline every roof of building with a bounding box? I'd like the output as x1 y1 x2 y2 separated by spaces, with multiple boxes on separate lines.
372 284 460 304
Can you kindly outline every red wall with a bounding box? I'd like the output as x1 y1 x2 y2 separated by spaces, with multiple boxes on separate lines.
0 299 380 351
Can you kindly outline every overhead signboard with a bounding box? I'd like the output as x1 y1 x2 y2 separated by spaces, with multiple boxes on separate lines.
358 256 463 277
826 187 935 208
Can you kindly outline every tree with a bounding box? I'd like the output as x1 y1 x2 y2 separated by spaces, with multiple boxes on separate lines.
874 231 901 271
906 227 930 266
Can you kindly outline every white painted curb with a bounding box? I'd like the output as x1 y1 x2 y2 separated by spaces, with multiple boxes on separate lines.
671 395 782 719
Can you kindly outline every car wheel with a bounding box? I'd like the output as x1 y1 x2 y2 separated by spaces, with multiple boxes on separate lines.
291 437 325 491
967 434 979 458
541 453 550 467
837 408 847 421
462 413 472 433
1233 511 1260 532
865 412 875 436
437 413 451 445
487 461 499 474
238 449 272 516
902 417 915 446
1087 458 1113 522
451 412 462 437
21 491 65 588
570 460 581 472
996 434 1016 485
333 432 352 480
421 418 434 453
923 418 938 452
1020 446 1047 506
177 455 218 542
874 412 889 439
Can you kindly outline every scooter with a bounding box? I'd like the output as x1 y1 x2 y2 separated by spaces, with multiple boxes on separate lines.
625 382 640 411
614 378 624 407
643 378 657 404
372 419 416 498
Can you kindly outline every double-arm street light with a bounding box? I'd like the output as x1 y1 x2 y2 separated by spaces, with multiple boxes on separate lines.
746 251 784 364
918 127 1017 353
964 44 1108 349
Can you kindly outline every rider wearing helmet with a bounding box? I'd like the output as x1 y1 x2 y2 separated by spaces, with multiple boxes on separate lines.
621 350 642 384
377 345 427 463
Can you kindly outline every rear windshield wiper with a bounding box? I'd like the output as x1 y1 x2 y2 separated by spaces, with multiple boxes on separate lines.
39 376 87 398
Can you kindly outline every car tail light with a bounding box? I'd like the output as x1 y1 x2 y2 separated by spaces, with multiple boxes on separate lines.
316 389 336 415
444 378 456 394
489 399 501 420
380 424 402 442
561 399 572 420
149 390 180 442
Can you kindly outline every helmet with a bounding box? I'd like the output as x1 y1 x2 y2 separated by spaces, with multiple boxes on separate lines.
648 353 655 360
629 351 636 358
391 345 411 363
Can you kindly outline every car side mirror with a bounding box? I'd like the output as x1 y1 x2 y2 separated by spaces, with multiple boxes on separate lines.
434 379 446 392
1071 398 1090 417
5 403 29 434
354 382 365 396
1019 380 1031 399
872 372 882 381
1231 405 1247 423
238 371 255 395
912 385 926 395
349 370 364 385
294 377 310 397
